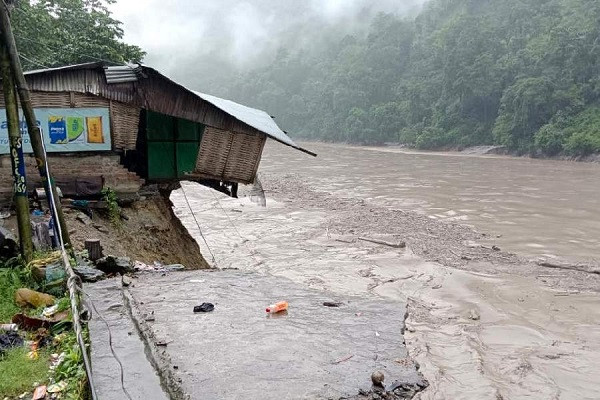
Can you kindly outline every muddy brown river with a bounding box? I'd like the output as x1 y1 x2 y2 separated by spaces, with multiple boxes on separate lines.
173 141 600 400
260 142 600 262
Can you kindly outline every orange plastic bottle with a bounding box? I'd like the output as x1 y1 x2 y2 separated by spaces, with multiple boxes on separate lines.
266 301 288 314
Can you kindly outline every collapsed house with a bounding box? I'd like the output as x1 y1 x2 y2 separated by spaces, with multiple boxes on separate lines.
0 62 313 204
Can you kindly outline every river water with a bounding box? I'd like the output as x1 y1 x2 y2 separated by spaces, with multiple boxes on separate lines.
260 142 600 262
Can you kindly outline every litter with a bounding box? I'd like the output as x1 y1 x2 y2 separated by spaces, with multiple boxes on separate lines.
14 288 55 308
193 303 215 313
32 385 47 400
0 331 24 354
0 323 18 332
266 301 288 314
323 301 342 307
47 381 68 393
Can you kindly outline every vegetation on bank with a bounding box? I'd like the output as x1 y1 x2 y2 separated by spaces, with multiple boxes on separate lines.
0 259 89 399
223 0 600 157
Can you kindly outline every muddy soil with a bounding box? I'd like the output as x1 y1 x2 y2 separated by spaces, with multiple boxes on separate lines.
64 193 208 268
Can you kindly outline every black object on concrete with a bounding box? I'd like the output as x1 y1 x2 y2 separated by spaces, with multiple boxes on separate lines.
193 303 215 313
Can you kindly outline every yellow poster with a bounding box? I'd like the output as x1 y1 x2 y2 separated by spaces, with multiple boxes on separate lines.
86 116 104 143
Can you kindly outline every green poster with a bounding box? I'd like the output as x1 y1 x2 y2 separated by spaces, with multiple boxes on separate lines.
67 116 85 142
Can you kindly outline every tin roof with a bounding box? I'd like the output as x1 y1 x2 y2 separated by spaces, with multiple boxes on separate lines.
192 91 314 156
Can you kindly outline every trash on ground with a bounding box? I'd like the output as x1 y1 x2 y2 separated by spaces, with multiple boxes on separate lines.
323 301 343 307
12 312 70 331
47 381 68 393
32 385 47 400
0 323 18 332
193 303 215 313
165 264 185 271
468 309 480 321
189 279 205 283
0 331 24 354
266 301 289 314
42 304 59 318
14 288 55 308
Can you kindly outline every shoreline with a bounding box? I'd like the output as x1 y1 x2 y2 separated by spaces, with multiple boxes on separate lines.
295 140 600 163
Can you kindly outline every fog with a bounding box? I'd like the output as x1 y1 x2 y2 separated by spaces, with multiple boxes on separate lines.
110 0 425 92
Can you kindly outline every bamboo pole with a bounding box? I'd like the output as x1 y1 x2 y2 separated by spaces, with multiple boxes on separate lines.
0 1 70 246
0 41 32 262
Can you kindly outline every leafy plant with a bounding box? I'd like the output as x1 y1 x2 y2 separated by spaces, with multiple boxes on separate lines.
102 187 121 227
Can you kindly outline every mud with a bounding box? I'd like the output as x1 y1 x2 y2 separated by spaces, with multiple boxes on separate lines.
65 193 208 269
171 170 600 400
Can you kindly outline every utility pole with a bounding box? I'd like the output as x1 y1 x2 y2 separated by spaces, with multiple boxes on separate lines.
1 41 32 262
0 1 70 246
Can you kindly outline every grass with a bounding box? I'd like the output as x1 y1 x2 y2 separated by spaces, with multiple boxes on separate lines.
0 347 50 397
0 266 32 323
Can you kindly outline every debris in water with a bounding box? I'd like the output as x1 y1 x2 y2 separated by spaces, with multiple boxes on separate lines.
332 354 354 364
193 303 215 313
371 370 385 387
266 301 288 314
468 309 481 321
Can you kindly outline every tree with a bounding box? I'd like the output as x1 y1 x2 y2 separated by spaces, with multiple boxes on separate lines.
12 0 145 70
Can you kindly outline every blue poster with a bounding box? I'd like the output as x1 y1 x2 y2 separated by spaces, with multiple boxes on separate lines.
0 107 112 154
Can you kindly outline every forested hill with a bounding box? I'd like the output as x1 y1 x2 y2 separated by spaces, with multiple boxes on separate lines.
225 0 600 156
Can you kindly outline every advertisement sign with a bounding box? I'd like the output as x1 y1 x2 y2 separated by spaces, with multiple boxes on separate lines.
0 107 112 154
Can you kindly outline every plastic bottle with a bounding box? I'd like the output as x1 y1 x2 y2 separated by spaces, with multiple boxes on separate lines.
0 323 18 332
266 301 288 314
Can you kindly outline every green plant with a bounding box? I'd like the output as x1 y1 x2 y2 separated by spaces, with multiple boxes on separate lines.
101 187 121 227
53 332 88 399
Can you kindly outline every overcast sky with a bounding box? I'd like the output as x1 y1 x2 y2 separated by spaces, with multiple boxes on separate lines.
110 0 425 90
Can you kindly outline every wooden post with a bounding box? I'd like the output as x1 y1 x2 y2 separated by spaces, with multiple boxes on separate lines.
84 239 103 262
0 2 70 246
0 41 32 262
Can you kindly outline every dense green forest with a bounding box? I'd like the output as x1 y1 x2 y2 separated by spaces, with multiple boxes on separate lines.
225 0 600 156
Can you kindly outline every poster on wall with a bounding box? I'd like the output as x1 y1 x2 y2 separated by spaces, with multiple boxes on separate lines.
0 107 111 154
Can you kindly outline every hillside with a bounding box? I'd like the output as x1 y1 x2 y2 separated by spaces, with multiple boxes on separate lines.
224 0 600 157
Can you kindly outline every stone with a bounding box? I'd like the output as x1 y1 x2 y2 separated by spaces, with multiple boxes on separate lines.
76 212 92 225
468 309 480 321
74 266 106 282
95 256 134 274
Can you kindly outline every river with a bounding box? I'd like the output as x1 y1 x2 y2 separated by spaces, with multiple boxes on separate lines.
260 142 600 262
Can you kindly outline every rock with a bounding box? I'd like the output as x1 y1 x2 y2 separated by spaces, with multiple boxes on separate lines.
371 370 385 387
14 288 55 308
93 224 109 234
165 264 186 272
95 256 134 274
73 266 106 282
76 212 92 225
468 309 480 321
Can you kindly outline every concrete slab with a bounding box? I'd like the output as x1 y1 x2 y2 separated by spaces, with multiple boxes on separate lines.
127 270 425 400
86 278 170 400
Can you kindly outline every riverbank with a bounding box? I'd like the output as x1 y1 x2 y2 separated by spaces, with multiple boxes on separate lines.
298 140 600 163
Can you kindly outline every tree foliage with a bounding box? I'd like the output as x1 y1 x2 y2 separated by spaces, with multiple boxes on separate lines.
12 0 145 70
224 0 600 156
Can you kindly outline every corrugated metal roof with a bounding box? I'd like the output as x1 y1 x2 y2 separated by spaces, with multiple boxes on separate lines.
105 65 142 83
24 62 103 76
192 91 314 156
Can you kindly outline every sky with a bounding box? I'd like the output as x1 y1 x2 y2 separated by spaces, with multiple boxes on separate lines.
110 0 425 91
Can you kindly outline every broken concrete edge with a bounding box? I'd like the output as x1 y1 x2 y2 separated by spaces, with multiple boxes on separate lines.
120 280 189 400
